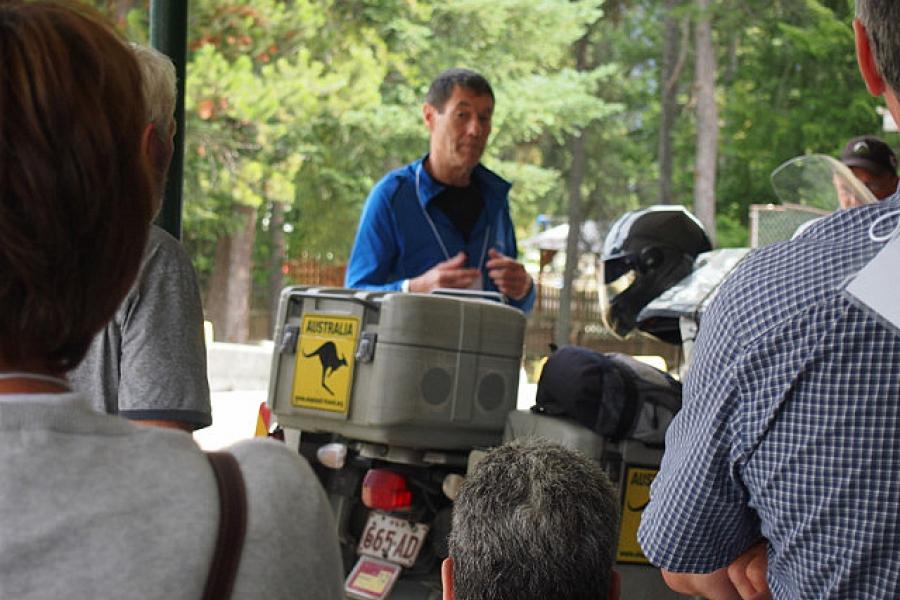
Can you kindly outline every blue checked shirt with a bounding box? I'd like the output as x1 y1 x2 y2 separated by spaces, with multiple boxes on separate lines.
638 197 900 598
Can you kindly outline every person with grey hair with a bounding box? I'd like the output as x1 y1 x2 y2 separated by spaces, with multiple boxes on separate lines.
346 68 535 312
443 438 620 600
638 1 900 597
68 43 211 431
131 42 178 202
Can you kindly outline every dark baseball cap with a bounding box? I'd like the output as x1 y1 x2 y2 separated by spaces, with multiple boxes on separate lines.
840 135 898 175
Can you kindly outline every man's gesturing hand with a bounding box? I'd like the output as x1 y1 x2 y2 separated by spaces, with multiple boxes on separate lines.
486 248 532 301
408 252 480 293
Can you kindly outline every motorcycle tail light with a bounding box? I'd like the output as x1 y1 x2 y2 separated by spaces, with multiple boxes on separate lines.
361 469 412 511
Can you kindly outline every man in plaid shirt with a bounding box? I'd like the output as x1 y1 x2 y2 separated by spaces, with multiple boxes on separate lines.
638 2 900 598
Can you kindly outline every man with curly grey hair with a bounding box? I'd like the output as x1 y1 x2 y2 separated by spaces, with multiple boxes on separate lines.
442 438 620 600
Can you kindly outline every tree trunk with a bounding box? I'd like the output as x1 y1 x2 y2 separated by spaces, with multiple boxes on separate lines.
205 204 257 343
658 0 688 204
555 29 591 349
268 201 286 337
555 132 587 348
693 0 718 244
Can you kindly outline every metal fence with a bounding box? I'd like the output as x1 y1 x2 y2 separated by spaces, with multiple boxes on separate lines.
749 203 830 248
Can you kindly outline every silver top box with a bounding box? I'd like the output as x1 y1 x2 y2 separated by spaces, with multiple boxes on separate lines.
267 287 526 450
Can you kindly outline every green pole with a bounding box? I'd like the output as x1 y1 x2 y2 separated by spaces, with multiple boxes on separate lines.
150 0 188 240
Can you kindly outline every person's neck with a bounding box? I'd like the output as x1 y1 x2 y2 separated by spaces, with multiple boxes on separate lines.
0 361 69 394
424 156 474 188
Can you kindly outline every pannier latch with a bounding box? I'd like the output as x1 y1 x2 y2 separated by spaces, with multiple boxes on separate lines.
356 332 377 363
279 325 300 355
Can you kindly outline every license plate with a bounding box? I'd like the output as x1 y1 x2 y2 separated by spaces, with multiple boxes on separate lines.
345 556 401 600
357 512 429 568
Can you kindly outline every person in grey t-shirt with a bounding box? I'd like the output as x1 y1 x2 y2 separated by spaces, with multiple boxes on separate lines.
68 43 210 431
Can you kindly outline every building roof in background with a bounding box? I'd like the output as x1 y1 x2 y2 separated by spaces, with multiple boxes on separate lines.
520 220 606 254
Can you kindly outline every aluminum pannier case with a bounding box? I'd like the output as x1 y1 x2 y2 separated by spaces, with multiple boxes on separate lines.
267 286 526 450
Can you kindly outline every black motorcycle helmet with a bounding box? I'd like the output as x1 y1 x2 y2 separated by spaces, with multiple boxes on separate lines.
600 205 712 343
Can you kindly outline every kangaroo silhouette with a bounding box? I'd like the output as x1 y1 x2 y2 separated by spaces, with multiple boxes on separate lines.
303 341 347 395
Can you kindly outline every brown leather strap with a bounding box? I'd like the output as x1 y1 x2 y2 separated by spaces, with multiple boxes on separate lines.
203 452 248 600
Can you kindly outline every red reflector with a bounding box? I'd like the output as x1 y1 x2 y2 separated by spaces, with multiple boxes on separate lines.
362 469 412 511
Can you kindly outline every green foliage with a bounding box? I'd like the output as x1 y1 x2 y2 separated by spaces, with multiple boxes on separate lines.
176 0 620 273
92 0 890 287
715 0 877 244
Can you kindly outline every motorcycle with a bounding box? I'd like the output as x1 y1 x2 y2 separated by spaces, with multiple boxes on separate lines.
264 287 524 600
259 153 879 600
262 280 702 599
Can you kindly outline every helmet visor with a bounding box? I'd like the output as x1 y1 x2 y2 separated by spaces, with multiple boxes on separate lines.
599 262 636 338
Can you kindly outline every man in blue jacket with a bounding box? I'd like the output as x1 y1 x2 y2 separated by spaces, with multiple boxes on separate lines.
345 68 535 313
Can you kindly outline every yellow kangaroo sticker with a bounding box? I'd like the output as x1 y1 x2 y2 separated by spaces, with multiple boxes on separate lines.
616 465 658 565
292 314 359 414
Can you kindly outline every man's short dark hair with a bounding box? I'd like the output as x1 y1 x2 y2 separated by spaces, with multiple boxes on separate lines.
856 0 900 94
449 438 619 600
0 1 153 372
425 68 494 112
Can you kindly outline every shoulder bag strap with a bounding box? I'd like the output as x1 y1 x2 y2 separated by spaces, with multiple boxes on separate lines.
203 451 248 600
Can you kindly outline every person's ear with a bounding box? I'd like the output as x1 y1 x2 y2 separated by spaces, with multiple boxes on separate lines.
423 103 437 132
441 557 454 600
141 123 171 175
854 18 886 96
140 123 157 168
607 570 621 600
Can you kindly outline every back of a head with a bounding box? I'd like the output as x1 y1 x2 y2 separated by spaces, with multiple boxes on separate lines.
0 0 153 372
426 68 495 112
449 438 619 600
130 43 177 136
856 0 900 93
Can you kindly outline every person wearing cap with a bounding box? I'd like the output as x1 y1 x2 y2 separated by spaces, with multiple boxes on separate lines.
840 135 899 200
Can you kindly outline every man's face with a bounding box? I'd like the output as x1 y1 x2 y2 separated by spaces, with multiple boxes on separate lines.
424 86 493 176
850 166 899 200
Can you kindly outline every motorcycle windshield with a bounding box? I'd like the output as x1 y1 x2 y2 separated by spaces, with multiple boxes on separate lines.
770 154 877 211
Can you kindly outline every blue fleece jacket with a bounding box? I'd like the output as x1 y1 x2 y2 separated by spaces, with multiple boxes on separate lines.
345 156 535 313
